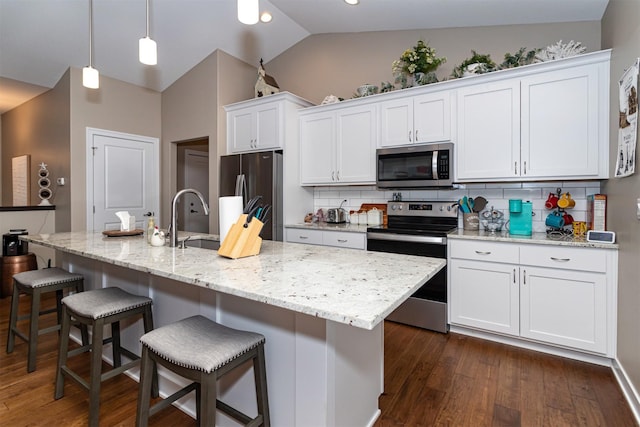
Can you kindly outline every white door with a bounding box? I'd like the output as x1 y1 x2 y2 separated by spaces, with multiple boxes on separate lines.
182 149 209 233
87 128 160 231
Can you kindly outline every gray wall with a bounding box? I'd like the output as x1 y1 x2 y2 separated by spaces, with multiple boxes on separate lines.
267 22 601 105
602 0 640 411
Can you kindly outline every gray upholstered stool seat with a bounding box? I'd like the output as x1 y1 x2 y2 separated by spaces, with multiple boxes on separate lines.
136 315 270 427
55 287 156 427
6 267 87 372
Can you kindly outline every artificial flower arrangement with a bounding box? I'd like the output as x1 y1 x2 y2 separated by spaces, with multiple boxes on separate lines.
392 40 446 88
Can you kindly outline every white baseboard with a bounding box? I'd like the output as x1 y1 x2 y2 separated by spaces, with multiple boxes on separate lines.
450 325 613 366
612 358 640 426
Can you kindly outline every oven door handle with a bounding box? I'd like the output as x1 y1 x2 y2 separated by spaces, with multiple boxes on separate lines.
367 232 447 245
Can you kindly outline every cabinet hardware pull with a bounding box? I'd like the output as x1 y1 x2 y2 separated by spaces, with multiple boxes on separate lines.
336 171 340 181
514 161 518 175
299 236 308 239
550 257 570 262
338 239 347 243
408 130 412 142
474 250 491 255
331 171 335 181
513 268 516 284
523 270 526 285
415 130 419 141
524 161 527 175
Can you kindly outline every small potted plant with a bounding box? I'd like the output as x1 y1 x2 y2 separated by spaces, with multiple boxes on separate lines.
451 50 496 78
499 47 539 69
392 40 446 88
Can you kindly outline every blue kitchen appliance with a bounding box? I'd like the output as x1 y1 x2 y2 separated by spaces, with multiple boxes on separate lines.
509 200 532 236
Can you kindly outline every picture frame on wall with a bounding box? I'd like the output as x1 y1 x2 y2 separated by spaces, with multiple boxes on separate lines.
12 154 31 206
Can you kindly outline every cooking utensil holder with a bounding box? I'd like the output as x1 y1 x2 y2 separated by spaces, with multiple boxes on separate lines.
463 212 479 230
217 214 263 259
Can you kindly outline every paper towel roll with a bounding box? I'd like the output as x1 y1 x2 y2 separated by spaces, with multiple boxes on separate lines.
219 196 243 243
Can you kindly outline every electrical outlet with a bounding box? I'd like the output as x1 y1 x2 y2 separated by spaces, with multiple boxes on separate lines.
57 177 66 186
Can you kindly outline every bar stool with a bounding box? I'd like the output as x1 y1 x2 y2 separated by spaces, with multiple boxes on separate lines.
6 267 87 372
136 315 270 427
55 286 155 427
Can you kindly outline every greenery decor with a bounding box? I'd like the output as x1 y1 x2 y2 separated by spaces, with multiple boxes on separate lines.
499 47 538 69
392 40 446 87
451 50 496 78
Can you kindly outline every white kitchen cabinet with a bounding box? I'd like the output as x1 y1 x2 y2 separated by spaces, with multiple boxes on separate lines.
299 104 377 185
285 227 366 250
456 81 520 180
521 64 602 179
449 239 616 356
455 50 610 182
379 90 451 147
225 92 312 154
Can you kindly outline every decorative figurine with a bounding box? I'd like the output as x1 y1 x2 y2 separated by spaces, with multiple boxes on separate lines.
255 59 280 98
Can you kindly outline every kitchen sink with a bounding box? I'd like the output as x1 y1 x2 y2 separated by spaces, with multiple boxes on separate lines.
182 238 220 250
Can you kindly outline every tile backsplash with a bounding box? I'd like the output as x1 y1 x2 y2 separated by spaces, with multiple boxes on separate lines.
312 181 602 233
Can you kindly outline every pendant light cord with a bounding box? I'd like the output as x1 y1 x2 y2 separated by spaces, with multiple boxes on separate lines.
88 0 94 67
145 0 150 38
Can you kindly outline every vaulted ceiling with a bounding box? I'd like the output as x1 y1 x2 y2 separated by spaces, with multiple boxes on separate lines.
0 0 609 113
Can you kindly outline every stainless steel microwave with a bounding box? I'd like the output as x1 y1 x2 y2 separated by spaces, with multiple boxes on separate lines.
376 143 454 189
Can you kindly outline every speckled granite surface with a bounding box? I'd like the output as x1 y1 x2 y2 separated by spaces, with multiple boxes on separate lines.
22 231 444 330
449 229 619 249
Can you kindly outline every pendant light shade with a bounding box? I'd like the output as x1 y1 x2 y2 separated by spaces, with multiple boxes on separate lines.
83 0 99 89
139 0 157 65
83 66 100 89
139 37 157 65
238 0 259 25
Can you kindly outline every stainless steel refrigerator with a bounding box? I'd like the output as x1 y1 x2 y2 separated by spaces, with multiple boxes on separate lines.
219 151 283 241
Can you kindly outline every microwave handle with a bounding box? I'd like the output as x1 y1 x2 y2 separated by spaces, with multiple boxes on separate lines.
432 150 439 179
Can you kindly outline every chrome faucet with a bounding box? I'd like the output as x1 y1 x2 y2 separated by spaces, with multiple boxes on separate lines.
168 188 210 247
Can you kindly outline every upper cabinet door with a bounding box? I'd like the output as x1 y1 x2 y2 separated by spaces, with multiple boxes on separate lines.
379 98 413 147
413 91 452 144
521 64 601 179
299 111 336 185
254 103 281 150
456 80 521 181
336 104 377 184
229 109 254 152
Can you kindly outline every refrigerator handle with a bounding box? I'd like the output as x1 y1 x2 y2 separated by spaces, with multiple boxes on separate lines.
235 174 247 204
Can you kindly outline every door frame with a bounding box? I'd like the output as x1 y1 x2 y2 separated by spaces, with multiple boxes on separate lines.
85 127 160 231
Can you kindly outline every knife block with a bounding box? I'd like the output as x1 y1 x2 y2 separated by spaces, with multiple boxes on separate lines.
217 214 263 259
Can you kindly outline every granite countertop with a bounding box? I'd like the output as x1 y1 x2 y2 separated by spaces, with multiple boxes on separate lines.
21 231 444 330
449 229 619 249
286 222 370 233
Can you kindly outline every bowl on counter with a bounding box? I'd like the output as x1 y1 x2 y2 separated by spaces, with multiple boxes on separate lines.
481 219 505 233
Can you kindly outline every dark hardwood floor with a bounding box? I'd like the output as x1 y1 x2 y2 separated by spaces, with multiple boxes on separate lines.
1 292 637 426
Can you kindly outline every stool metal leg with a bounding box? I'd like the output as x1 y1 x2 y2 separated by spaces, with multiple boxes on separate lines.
111 321 122 368
55 305 72 399
6 282 20 354
88 318 105 427
27 289 41 372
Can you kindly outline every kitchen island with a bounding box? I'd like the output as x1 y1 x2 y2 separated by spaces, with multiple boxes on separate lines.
22 231 445 427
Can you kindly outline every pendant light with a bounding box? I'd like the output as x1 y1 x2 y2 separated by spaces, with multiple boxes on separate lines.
139 0 157 65
83 0 99 89
238 0 259 25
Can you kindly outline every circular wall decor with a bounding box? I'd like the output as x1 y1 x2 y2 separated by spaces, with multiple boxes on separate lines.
37 162 52 206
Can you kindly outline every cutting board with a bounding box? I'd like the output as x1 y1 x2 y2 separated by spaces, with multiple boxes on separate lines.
354 203 388 226
102 229 144 237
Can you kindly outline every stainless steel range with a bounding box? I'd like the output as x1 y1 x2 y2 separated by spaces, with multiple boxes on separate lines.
366 201 458 333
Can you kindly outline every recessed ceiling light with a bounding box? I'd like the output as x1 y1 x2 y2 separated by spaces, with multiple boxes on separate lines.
260 11 272 23
344 0 359 5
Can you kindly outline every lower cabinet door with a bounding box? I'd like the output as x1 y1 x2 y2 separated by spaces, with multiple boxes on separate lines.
450 259 519 336
520 266 607 354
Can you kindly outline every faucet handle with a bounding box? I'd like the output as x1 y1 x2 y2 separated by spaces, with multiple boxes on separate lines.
178 235 191 249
